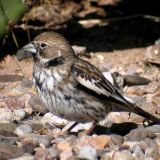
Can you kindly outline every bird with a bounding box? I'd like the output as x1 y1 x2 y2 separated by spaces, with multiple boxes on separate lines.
20 31 160 132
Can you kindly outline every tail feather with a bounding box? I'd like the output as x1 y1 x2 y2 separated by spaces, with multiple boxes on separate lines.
127 102 160 124
116 91 160 124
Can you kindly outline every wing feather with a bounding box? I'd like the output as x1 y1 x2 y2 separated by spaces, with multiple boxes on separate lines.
71 60 117 97
71 60 160 124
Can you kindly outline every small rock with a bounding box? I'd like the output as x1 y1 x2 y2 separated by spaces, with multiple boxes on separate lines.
96 55 104 61
146 125 160 133
101 151 112 160
144 158 154 160
89 135 111 150
5 98 25 110
139 139 153 151
144 44 160 66
145 147 154 157
57 141 72 151
78 145 97 160
41 112 68 128
72 45 87 57
108 134 123 147
20 139 37 154
112 148 134 160
70 122 92 132
155 136 160 149
67 156 79 160
24 133 52 147
73 135 90 153
109 112 130 123
0 142 23 159
28 96 48 114
24 107 33 115
10 154 34 160
34 147 59 160
0 75 23 82
34 147 49 160
13 109 26 121
27 122 44 133
0 135 19 144
0 123 17 136
60 150 73 160
14 124 32 137
125 127 156 141
21 78 33 88
131 144 144 160
0 108 12 122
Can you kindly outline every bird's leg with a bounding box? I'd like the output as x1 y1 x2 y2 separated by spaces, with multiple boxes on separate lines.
62 122 79 135
84 122 97 135
67 122 79 133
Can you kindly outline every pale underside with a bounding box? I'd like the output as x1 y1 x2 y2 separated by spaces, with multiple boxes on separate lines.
33 66 115 123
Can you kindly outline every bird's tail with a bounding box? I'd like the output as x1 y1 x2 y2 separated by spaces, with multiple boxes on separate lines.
116 92 160 124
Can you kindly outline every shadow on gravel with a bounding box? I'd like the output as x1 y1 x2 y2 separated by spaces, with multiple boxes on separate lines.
93 122 137 136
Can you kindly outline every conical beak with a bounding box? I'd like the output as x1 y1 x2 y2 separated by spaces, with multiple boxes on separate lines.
16 42 37 61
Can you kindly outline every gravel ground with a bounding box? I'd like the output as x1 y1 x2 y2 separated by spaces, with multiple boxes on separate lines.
0 44 160 160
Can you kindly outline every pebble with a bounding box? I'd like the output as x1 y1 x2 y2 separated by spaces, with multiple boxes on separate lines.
131 144 144 160
125 127 156 141
146 125 160 133
112 149 134 160
28 96 48 114
24 133 52 147
10 154 34 160
96 55 104 61
13 108 27 121
21 78 33 88
0 135 19 144
14 124 32 137
89 135 111 150
57 141 72 151
0 123 17 136
41 112 68 127
109 134 123 147
144 158 154 160
20 139 37 154
101 151 112 160
77 145 97 160
72 45 87 57
0 108 12 122
24 107 33 115
34 147 59 160
60 150 73 160
70 122 92 132
0 142 23 159
145 147 154 157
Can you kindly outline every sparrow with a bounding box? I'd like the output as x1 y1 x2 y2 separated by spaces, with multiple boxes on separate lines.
20 31 160 129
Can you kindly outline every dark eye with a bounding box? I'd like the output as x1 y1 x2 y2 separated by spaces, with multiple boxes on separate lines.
40 43 47 48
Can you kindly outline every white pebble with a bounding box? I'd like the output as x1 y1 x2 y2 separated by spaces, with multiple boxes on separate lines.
10 154 34 160
78 145 97 160
24 107 33 115
96 55 104 61
0 108 12 122
13 109 26 121
41 112 68 127
14 124 32 137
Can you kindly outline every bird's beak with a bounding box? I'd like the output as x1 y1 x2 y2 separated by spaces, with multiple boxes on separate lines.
16 42 37 61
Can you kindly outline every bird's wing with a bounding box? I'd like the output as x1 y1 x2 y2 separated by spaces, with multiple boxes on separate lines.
71 59 160 124
71 60 120 99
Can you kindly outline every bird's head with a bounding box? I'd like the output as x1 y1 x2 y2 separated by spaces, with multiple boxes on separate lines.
17 32 75 66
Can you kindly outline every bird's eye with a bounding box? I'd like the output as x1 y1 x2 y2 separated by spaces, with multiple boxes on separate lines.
40 43 47 48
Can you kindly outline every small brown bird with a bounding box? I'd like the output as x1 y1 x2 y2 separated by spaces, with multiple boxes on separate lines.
21 32 160 129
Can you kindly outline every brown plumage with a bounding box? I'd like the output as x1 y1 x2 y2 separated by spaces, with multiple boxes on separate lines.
21 31 160 126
